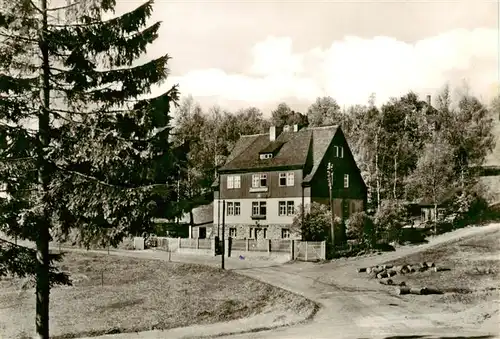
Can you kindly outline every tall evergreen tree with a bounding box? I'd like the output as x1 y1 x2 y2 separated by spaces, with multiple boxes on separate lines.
0 0 180 337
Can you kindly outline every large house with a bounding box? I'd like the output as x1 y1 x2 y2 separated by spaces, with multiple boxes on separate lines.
211 124 367 240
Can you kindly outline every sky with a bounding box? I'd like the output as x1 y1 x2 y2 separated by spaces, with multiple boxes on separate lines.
117 0 498 114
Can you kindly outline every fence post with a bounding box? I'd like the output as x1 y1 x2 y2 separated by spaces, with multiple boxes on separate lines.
178 237 181 249
290 239 295 260
196 238 199 250
305 241 308 261
245 238 249 252
267 239 271 253
321 241 326 260
211 238 215 256
224 238 232 257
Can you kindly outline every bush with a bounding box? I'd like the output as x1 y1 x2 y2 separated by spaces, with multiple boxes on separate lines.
448 190 491 228
346 212 375 248
374 201 409 244
144 235 157 249
292 202 342 242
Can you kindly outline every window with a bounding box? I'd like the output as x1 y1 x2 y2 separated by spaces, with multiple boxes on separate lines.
279 172 294 186
227 175 240 189
334 146 344 158
233 175 241 188
252 202 259 216
252 201 267 217
252 173 267 188
279 173 287 186
279 201 287 216
281 228 291 239
252 174 259 188
229 228 237 237
344 174 349 188
227 202 240 216
279 201 295 216
227 202 234 216
286 201 295 216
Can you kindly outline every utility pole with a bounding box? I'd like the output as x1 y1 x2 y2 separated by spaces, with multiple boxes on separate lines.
327 162 335 250
221 200 225 270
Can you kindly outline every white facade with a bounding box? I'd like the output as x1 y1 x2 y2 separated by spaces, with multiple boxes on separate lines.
213 197 311 226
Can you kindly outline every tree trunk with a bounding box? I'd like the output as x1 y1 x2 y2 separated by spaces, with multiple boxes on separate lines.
36 1 51 337
393 155 398 201
375 130 381 212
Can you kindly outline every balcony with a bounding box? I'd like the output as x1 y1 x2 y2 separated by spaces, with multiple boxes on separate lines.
249 187 268 193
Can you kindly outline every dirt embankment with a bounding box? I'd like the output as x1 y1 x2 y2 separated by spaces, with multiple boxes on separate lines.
0 251 316 339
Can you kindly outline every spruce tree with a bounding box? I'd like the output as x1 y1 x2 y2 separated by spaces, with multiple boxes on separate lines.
0 0 180 337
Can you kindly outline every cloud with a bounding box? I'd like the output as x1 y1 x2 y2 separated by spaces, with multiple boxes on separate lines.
167 28 498 111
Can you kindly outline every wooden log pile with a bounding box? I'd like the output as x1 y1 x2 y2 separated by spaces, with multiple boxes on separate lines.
357 261 445 277
356 261 448 296
397 286 443 295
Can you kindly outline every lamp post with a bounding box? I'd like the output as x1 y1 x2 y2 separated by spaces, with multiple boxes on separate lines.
327 162 335 250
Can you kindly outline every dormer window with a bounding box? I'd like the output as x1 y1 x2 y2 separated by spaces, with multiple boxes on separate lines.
259 141 284 160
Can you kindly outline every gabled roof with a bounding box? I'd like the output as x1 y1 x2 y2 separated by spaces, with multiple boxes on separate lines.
302 126 339 183
219 125 339 175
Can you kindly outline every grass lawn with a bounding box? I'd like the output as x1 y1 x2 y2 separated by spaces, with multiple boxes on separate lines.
0 251 315 339
383 228 500 303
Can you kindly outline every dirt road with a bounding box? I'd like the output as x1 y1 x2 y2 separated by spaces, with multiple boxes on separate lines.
7 224 500 339
221 223 500 339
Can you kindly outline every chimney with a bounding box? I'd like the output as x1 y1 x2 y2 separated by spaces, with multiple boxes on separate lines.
426 95 431 106
269 125 283 141
270 126 276 141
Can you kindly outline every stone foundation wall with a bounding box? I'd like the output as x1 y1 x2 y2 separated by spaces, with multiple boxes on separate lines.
213 223 300 240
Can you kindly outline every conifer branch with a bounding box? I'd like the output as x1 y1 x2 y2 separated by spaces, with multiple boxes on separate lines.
0 157 35 162
57 165 170 191
47 0 153 28
0 33 38 45
28 0 44 15
47 1 80 12
0 236 31 249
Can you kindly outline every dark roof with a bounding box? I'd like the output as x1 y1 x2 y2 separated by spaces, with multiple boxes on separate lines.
219 125 339 176
303 126 339 183
259 141 285 154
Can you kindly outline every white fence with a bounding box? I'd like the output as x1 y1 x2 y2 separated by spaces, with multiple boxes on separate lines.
294 241 326 261
143 236 326 261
